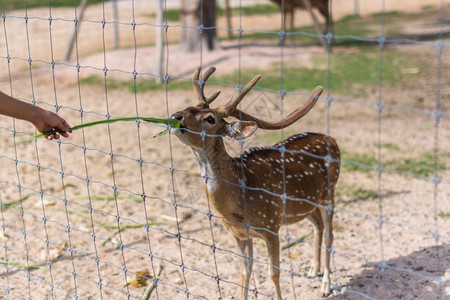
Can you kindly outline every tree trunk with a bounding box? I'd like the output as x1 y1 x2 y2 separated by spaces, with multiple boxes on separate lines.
181 0 217 52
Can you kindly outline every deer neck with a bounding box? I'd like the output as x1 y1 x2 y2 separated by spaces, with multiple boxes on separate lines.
191 138 241 193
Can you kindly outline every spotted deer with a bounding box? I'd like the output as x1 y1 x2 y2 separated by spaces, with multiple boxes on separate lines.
170 67 340 299
270 0 332 33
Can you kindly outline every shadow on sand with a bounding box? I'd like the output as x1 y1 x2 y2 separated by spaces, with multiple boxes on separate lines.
332 244 449 299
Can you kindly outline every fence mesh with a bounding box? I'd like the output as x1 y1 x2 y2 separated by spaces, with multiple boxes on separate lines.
0 0 449 299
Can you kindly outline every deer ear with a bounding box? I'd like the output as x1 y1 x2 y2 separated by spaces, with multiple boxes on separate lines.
224 121 258 140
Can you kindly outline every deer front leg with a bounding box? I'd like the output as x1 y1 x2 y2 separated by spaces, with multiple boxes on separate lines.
236 237 253 300
279 8 293 46
265 234 282 300
307 209 324 278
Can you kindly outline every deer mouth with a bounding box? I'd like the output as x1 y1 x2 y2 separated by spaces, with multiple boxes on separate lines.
169 114 185 136
170 125 184 136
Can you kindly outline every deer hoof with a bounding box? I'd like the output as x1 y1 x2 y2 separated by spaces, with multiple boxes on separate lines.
307 266 319 278
320 281 331 298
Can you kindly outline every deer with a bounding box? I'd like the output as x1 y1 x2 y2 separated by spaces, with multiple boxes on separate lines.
270 0 332 34
169 67 340 299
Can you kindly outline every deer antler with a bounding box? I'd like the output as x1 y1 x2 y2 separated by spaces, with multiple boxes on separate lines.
229 86 323 130
222 75 262 115
191 66 322 129
193 66 221 108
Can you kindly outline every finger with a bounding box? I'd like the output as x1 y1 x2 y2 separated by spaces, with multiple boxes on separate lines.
53 120 71 138
62 120 71 131
53 118 70 133
46 133 60 140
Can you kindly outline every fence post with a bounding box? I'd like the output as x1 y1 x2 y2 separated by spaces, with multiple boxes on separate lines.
155 0 164 84
113 0 119 49
354 0 360 18
225 0 233 38
302 0 327 51
64 0 89 61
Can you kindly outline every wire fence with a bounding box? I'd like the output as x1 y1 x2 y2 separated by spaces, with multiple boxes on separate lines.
0 0 449 299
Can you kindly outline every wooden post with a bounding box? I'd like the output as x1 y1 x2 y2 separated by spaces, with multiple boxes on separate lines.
181 0 201 52
302 0 327 51
224 0 233 39
113 0 119 49
354 0 360 18
155 0 164 83
64 0 89 61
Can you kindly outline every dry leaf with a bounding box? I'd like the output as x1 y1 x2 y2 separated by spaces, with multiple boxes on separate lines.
126 269 152 287
41 241 67 262
0 233 8 242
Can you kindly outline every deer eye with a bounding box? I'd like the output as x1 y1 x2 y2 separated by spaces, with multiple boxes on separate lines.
205 116 216 124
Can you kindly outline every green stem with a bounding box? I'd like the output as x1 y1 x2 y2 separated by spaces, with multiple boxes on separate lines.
141 265 163 300
0 193 33 210
101 222 160 230
35 117 179 138
0 260 44 269
51 208 160 230
281 230 314 250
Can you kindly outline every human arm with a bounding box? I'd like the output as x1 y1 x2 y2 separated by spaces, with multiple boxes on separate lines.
0 91 71 140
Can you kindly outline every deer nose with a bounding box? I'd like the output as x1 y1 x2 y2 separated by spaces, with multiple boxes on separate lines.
170 113 184 122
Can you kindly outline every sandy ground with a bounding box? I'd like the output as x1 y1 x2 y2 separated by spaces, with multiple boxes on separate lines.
0 1 449 300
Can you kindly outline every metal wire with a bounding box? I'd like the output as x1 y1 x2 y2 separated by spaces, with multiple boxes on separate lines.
0 1 448 299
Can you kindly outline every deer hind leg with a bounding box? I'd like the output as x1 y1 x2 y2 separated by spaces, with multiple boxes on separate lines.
317 3 332 33
265 234 282 300
281 8 293 32
236 237 253 300
319 201 334 297
279 8 294 46
289 9 295 32
306 208 324 278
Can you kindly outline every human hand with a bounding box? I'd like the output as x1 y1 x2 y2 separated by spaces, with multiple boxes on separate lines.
31 108 72 140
